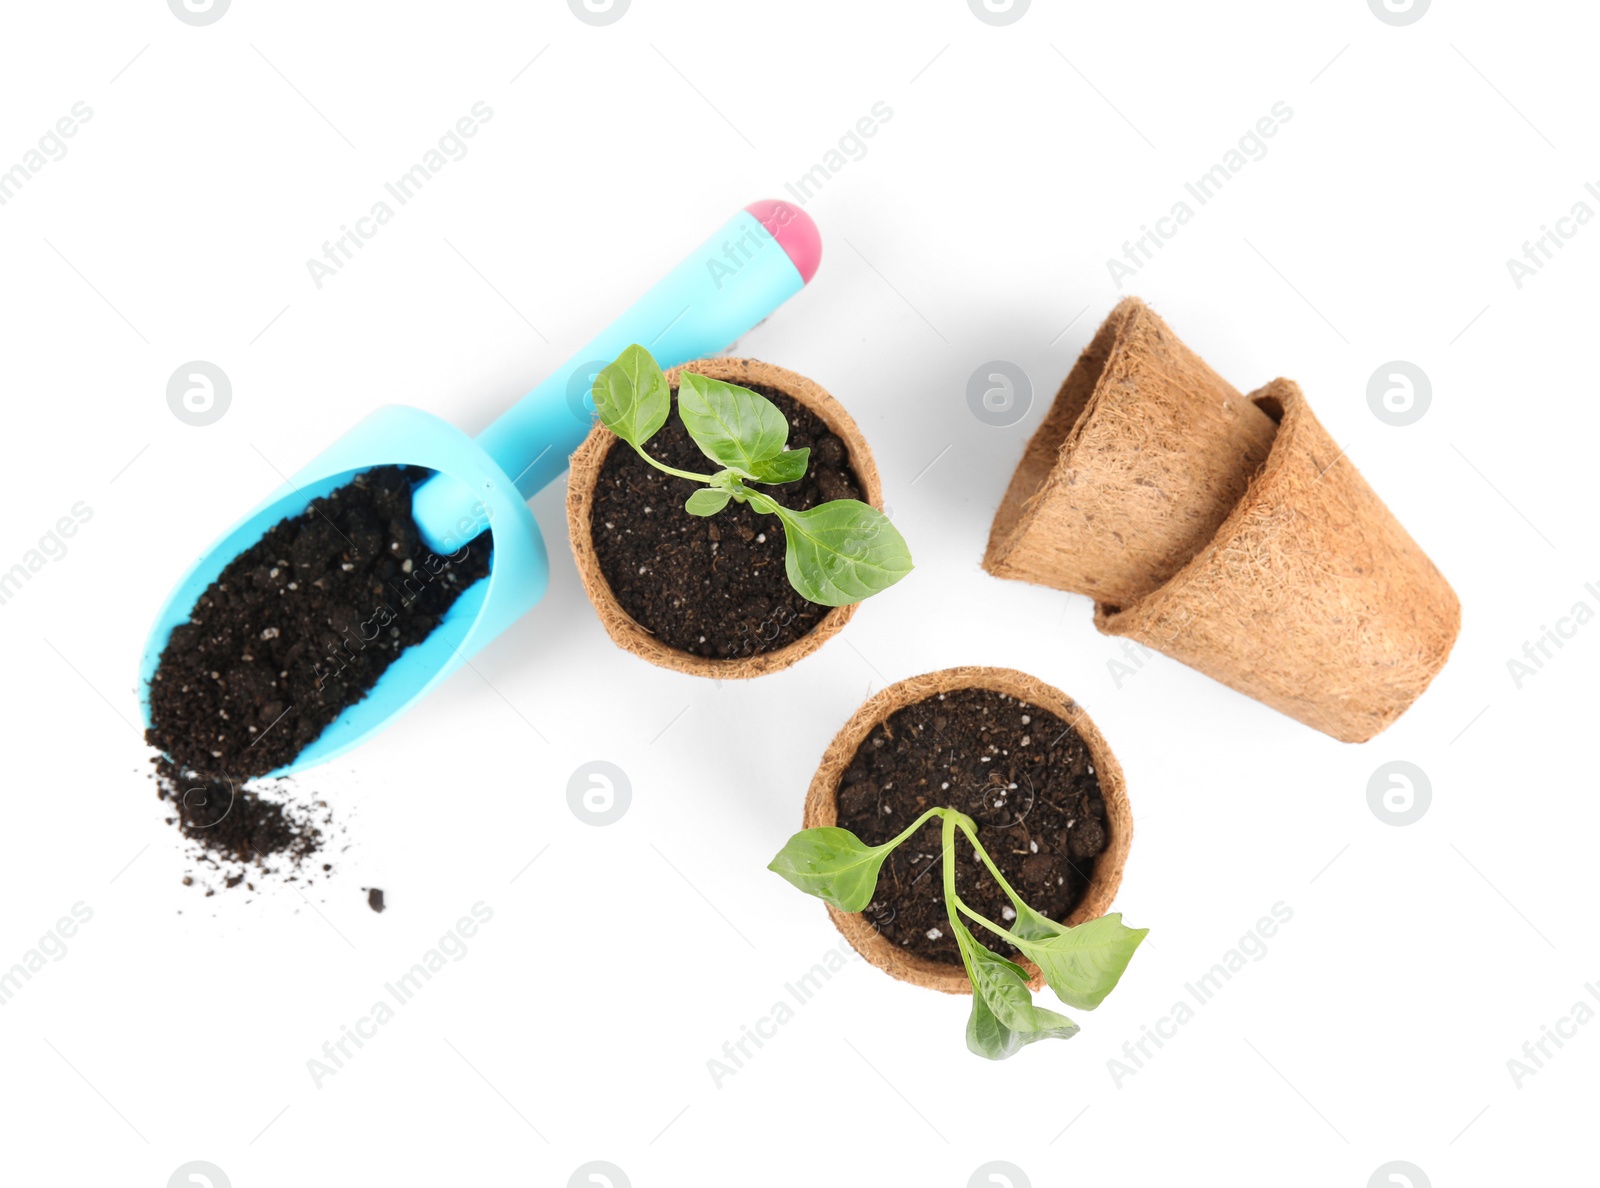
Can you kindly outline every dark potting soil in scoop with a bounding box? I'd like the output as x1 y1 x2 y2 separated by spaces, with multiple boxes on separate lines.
144 466 490 880
836 687 1110 967
589 384 863 659
146 466 492 779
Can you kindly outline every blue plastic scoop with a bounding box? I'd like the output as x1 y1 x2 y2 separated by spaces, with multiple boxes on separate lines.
140 200 822 775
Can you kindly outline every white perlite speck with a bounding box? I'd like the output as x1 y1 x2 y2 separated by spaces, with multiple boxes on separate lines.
925 928 943 941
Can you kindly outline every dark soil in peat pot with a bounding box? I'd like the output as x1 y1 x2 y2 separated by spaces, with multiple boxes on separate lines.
589 384 862 659
835 687 1110 966
144 465 490 884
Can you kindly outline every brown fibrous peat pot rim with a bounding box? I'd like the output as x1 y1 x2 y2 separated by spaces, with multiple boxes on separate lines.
801 666 1132 996
566 357 884 679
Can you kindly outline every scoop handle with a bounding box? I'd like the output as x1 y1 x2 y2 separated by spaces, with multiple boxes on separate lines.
412 200 821 552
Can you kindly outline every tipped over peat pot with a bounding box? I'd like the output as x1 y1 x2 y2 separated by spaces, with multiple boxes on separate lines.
984 297 1461 743
566 358 886 678
801 667 1133 995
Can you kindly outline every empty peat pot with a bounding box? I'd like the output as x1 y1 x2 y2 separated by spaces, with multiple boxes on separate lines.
984 298 1460 743
985 296 1277 605
566 358 885 678
800 666 1133 995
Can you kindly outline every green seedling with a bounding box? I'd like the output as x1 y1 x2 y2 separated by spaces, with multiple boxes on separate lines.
768 806 1147 1059
590 345 913 607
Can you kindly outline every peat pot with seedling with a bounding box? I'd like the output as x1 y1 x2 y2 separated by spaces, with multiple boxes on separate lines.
770 667 1144 1060
567 345 912 678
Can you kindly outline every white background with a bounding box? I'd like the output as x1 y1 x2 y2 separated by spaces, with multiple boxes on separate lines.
0 1 1594 1185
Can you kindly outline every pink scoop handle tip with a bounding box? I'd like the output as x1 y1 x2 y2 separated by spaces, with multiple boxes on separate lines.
744 199 821 285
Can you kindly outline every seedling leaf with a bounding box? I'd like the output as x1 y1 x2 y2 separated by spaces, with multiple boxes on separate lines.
1010 912 1148 1011
965 982 1020 1061
773 500 914 607
749 447 810 485
592 343 669 449
956 920 1080 1060
677 371 788 476
684 488 732 517
766 827 891 913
